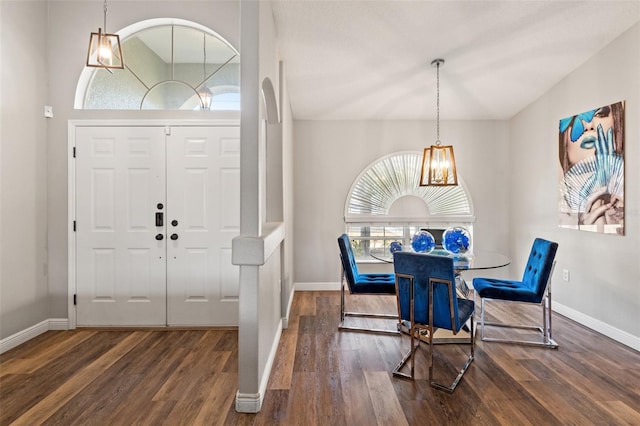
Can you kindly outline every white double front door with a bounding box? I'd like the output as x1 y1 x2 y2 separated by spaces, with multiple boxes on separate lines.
74 125 239 326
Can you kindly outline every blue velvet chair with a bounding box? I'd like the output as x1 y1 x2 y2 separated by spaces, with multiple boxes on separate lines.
392 252 475 392
337 234 398 334
473 238 559 348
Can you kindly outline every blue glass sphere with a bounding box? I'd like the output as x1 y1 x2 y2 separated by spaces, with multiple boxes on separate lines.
389 241 403 253
443 227 471 255
411 230 436 253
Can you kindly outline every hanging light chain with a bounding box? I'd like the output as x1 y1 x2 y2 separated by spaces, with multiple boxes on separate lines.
420 58 457 187
103 0 108 33
435 60 441 146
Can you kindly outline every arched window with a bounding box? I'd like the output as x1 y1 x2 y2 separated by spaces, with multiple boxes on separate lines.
344 151 475 260
75 19 239 111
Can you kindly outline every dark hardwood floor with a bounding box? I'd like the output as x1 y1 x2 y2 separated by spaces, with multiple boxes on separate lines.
1 291 639 425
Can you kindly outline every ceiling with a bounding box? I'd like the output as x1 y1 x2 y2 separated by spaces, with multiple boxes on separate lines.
271 1 640 120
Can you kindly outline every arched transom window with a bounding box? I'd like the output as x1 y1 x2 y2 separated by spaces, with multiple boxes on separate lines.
75 19 239 111
345 151 475 259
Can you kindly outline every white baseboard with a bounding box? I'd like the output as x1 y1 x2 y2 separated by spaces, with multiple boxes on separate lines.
0 318 69 354
49 318 70 331
282 286 296 329
235 318 283 413
553 302 640 351
295 282 340 291
235 391 263 413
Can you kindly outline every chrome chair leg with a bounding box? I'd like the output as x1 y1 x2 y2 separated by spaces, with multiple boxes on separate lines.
478 295 558 348
392 324 421 379
393 318 475 391
338 267 400 335
429 315 474 393
474 251 559 349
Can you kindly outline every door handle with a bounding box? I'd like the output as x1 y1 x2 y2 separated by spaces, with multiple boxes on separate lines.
170 234 179 241
156 212 164 227
155 233 164 241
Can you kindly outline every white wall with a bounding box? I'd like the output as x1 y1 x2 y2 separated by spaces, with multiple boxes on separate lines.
281 66 296 320
45 1 240 318
293 120 512 284
234 0 290 412
509 23 639 346
0 1 50 339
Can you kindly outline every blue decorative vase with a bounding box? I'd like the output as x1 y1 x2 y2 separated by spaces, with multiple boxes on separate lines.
443 226 471 255
411 230 436 253
389 241 403 253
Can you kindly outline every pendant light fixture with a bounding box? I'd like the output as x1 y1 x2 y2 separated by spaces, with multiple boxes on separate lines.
86 0 124 69
419 59 458 186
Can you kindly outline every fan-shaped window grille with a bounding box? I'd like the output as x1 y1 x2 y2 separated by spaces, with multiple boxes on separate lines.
345 151 475 260
75 19 239 111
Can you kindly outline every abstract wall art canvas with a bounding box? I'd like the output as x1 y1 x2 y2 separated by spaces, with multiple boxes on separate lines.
558 101 625 235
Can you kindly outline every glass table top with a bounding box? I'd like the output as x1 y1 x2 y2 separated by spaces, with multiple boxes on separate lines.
369 248 511 271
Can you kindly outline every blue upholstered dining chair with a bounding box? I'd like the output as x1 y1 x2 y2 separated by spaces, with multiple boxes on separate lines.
472 238 559 348
337 234 398 334
392 251 475 393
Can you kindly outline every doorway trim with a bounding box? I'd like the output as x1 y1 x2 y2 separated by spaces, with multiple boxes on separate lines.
67 119 240 329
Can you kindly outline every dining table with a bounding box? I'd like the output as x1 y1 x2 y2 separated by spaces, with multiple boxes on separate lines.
369 247 511 342
369 248 511 299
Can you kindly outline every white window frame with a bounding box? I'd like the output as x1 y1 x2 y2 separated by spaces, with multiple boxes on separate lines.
74 18 239 111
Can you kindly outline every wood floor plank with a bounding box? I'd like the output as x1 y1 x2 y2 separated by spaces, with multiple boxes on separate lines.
543 351 633 403
292 331 315 373
314 338 345 420
193 372 240 424
521 379 601 424
364 370 409 426
296 291 316 316
0 330 95 377
131 400 178 425
253 389 288 426
160 351 233 425
285 372 317 423
0 331 134 424
2 291 639 425
399 400 440 425
0 331 70 361
266 328 297 390
107 340 189 422
474 339 541 382
338 349 378 425
152 331 228 402
592 400 640 425
8 331 148 425
478 398 538 426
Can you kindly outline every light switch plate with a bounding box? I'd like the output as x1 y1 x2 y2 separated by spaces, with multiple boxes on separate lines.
44 105 53 118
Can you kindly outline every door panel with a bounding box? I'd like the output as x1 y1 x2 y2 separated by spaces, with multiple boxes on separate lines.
75 125 239 327
76 126 167 326
166 126 240 326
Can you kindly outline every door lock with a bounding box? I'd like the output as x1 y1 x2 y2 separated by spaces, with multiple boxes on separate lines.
170 234 179 240
156 212 164 227
155 233 164 241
